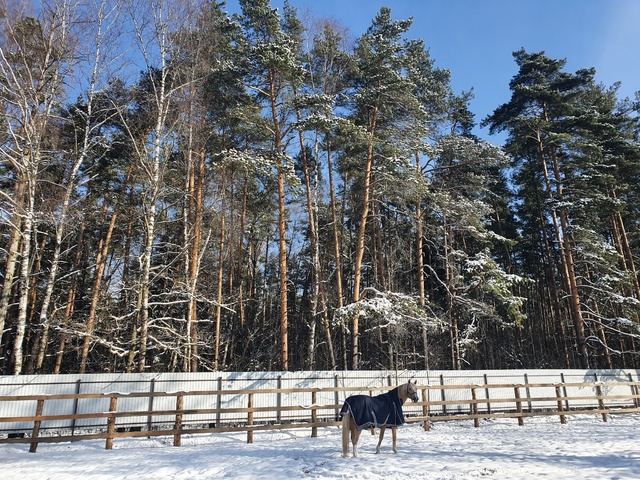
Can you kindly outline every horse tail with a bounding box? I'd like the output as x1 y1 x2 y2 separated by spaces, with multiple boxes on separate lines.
341 411 350 457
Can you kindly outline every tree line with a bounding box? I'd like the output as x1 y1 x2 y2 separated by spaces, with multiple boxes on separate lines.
1 0 639 375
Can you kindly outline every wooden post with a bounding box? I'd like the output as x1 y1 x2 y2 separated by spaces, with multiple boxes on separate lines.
633 381 640 409
524 374 532 412
147 379 155 434
440 374 447 415
276 376 282 424
421 388 430 431
471 387 479 428
483 374 491 415
595 384 608 422
311 390 318 438
626 374 639 408
29 399 45 453
560 373 570 410
71 380 81 436
555 385 566 424
247 393 254 444
105 396 118 450
514 385 524 426
216 376 223 427
174 393 184 446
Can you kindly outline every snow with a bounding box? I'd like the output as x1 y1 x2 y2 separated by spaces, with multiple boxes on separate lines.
2 414 640 479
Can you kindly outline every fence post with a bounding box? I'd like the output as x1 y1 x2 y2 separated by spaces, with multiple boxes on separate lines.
247 393 254 444
595 384 608 422
524 374 532 412
147 378 155 434
29 399 45 453
421 388 430 431
311 390 318 438
514 385 524 426
440 374 447 415
216 377 223 427
555 385 566 424
560 373 570 410
471 387 479 428
71 380 81 436
276 376 282 424
105 396 118 450
173 393 184 446
483 374 491 415
626 374 640 408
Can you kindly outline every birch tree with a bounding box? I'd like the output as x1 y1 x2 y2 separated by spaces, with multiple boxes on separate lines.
0 0 76 374
31 0 123 373
121 0 196 372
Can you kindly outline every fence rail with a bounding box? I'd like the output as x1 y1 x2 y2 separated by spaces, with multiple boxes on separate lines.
1 379 639 453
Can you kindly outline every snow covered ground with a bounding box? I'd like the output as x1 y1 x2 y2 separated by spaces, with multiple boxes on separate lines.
2 414 640 479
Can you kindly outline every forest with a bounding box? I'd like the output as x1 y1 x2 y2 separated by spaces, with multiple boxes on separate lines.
1 0 639 375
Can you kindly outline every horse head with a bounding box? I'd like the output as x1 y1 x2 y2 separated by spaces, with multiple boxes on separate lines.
405 379 419 403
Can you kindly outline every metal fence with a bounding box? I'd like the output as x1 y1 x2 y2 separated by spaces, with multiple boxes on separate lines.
1 369 638 435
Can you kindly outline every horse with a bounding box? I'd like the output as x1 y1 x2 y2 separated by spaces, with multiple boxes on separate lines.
340 379 419 457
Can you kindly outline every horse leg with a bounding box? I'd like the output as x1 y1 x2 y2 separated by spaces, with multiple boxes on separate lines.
375 426 386 454
341 413 350 457
351 421 361 457
391 426 397 453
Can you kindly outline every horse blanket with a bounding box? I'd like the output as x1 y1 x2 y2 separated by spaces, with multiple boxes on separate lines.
340 387 405 430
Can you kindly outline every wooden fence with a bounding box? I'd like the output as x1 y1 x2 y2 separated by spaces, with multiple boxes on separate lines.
2 379 640 453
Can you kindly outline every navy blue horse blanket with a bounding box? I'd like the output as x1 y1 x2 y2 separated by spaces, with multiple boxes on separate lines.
340 387 405 430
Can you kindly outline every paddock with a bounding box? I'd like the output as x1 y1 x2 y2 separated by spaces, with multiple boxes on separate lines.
2 414 639 479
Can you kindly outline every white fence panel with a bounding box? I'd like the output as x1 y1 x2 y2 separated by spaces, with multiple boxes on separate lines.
1 369 639 434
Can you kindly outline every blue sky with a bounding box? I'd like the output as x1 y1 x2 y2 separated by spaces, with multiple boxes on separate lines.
226 0 640 142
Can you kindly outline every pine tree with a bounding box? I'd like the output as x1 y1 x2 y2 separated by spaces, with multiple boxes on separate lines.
484 50 640 368
237 0 305 371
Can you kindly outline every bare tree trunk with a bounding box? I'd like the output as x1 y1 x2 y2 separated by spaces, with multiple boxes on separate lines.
0 181 25 364
352 106 379 369
12 179 35 375
34 0 118 373
372 200 386 291
124 0 190 372
611 206 640 301
277 168 288 371
265 67 289 371
443 219 461 370
535 125 589 368
294 99 323 369
415 155 429 369
237 170 249 329
183 143 205 371
79 196 119 373
214 199 226 371
0 0 75 374
54 221 85 374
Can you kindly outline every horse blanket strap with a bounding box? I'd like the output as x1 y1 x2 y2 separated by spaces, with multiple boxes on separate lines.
340 387 405 429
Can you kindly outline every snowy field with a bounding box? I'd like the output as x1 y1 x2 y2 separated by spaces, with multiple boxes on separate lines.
2 414 640 479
